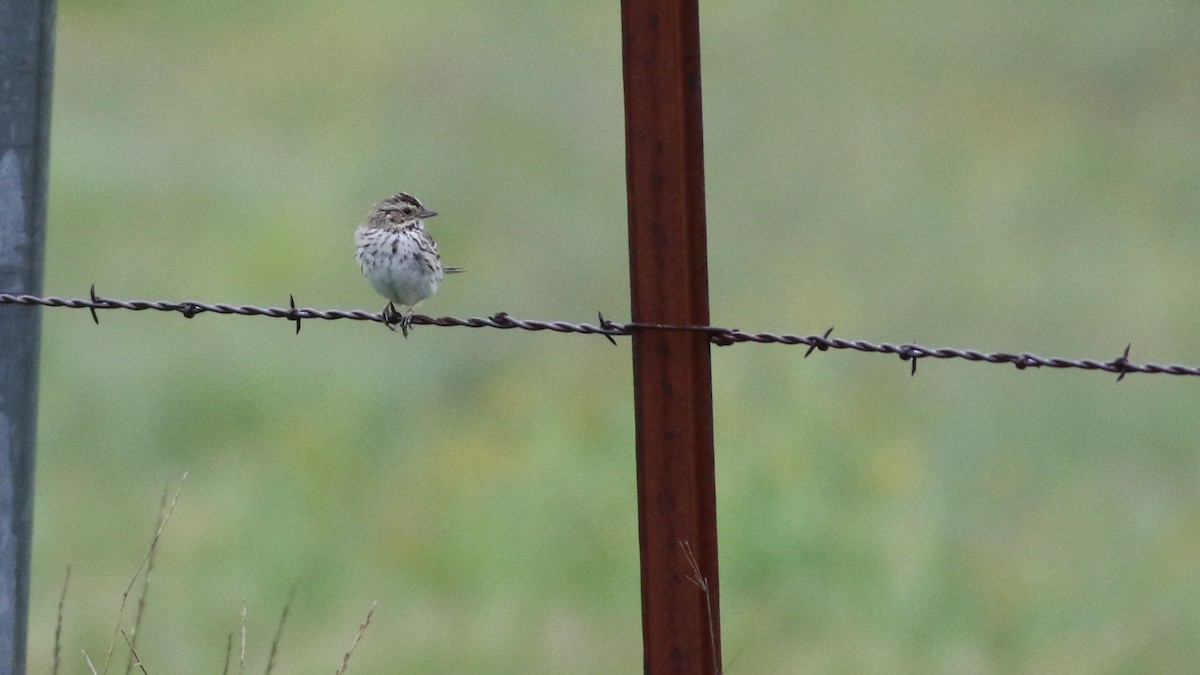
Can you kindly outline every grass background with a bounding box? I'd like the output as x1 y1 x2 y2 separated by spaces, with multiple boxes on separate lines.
24 1 1200 672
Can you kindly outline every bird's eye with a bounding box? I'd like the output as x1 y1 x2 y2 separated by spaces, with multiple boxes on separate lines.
402 207 416 216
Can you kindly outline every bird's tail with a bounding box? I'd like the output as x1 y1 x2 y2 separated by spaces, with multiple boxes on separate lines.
444 266 466 274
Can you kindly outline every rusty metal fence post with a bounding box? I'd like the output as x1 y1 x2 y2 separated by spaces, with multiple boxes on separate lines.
621 1 721 672
0 0 56 672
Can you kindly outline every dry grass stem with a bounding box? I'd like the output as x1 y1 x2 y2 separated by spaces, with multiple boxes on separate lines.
264 588 295 675
334 601 377 675
52 565 71 675
100 472 187 675
84 650 99 675
240 601 248 675
124 485 169 675
120 630 149 675
680 540 721 675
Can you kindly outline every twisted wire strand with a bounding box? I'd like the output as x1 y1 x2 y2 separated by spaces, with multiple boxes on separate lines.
2 290 1197 379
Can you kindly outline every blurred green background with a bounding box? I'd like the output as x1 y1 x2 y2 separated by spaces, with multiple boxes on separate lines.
25 1 1200 672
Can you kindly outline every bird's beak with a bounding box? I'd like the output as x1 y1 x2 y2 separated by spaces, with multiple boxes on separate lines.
419 208 437 219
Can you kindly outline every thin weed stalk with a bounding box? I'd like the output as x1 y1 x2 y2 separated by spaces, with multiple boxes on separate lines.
221 632 233 675
120 630 148 675
264 588 295 675
680 540 721 675
334 602 377 675
239 601 247 675
124 485 170 675
99 472 187 675
52 566 70 675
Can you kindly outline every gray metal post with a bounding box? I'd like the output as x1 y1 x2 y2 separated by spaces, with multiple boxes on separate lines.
0 0 55 672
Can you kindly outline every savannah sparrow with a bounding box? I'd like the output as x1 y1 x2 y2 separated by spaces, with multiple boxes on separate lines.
355 192 463 336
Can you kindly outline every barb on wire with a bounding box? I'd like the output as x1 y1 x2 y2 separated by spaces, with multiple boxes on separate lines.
2 290 1198 379
287 294 302 334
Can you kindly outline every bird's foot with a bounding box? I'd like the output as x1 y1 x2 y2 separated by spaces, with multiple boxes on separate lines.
382 302 401 333
382 303 415 337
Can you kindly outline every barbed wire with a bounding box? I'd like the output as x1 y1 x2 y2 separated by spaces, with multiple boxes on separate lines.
1 288 1197 380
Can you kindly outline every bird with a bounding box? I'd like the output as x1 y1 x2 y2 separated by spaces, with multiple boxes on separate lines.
354 192 463 337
